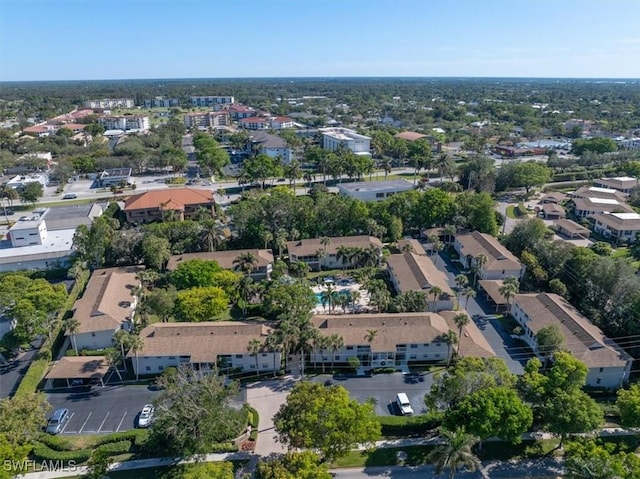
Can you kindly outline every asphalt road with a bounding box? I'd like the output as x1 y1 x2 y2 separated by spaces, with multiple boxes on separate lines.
0 346 40 398
311 372 434 416
46 385 159 434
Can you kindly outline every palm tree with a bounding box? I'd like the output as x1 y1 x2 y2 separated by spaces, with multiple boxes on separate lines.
319 236 331 271
312 334 330 372
443 330 458 366
233 252 258 276
444 224 457 245
237 276 255 318
113 329 131 372
66 317 80 355
106 348 124 382
401 242 414 253
379 157 392 179
200 219 228 252
328 334 344 372
320 283 337 312
364 329 378 367
129 334 144 381
349 290 361 312
336 245 351 271
0 185 18 223
428 427 481 479
462 287 476 310
499 276 520 312
247 338 263 377
454 274 469 292
453 313 470 356
472 254 488 285
429 286 443 311
261 230 273 250
265 331 283 375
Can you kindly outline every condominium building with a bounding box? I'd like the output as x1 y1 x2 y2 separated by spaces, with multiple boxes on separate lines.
98 116 150 132
183 111 230 129
593 212 640 243
143 97 179 108
190 96 235 107
84 99 135 109
319 127 371 156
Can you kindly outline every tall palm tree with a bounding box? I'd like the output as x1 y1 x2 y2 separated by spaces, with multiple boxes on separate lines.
312 334 330 372
329 333 344 373
336 245 351 271
319 236 331 270
233 252 258 276
472 254 488 285
443 330 458 366
113 329 131 372
453 313 470 356
247 338 263 377
462 287 476 310
444 224 458 245
265 330 283 375
261 230 274 250
200 219 228 252
129 334 144 381
237 276 255 318
106 348 124 382
364 329 378 367
66 317 80 355
499 276 520 312
429 286 443 311
349 290 361 312
454 274 469 292
428 427 481 479
320 283 338 312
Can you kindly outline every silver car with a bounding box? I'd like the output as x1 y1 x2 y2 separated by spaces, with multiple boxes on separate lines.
46 408 69 434
138 404 154 428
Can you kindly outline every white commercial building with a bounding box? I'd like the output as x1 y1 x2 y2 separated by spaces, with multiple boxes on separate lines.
337 180 414 201
319 127 371 156
6 173 48 190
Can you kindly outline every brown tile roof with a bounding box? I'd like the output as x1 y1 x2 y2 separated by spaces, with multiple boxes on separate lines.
124 188 214 212
572 186 628 201
571 197 634 215
541 192 566 203
312 313 450 352
439 311 496 358
553 219 590 235
397 239 424 254
167 249 274 271
394 131 428 141
45 356 109 380
455 232 522 272
542 203 565 216
286 235 383 257
130 322 274 362
513 293 631 368
594 177 639 191
593 212 640 231
478 280 508 305
71 267 142 334
387 253 454 297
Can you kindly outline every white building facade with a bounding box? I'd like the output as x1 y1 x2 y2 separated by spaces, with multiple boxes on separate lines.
85 99 135 109
319 127 371 156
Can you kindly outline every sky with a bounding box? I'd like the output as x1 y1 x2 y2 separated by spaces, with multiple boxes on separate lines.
0 0 639 81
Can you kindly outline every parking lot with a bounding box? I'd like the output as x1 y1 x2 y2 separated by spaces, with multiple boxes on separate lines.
311 371 435 416
46 385 159 434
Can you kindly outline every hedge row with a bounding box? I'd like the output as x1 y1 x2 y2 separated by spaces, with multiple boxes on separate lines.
209 442 238 453
35 434 74 451
378 412 443 438
31 442 92 463
65 347 115 357
93 429 148 447
13 357 50 397
94 440 132 455
247 407 259 429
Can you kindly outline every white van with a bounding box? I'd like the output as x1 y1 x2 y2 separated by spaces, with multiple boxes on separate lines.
396 393 414 415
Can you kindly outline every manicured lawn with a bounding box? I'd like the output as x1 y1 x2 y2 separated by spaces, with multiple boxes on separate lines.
505 205 519 219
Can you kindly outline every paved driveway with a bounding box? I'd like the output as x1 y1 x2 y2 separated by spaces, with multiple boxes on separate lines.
311 371 434 416
46 385 159 434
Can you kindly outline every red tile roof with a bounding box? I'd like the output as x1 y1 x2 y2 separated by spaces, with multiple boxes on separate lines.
240 117 267 123
124 188 214 211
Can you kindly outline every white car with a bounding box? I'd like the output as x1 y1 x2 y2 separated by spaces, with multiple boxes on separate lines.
138 404 154 428
396 393 414 415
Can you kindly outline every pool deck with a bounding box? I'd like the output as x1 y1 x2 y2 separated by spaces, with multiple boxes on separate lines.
311 281 371 314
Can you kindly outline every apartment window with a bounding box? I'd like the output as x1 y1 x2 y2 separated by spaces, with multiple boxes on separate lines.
423 344 429 347
375 193 385 198
335 355 340 360
145 366 151 371
346 346 353 351
249 365 255 369
235 354 243 359
261 353 268 357
410 355 417 360
599 367 604 373
435 343 441 347
91 333 96 337
596 378 602 385
410 344 418 349
168 356 175 360
158 366 164 371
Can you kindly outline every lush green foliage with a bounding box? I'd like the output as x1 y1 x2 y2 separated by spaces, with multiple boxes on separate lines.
258 451 333 479
616 384 640 427
175 286 229 321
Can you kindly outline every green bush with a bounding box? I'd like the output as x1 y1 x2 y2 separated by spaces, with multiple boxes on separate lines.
64 349 78 356
35 434 74 451
249 430 258 441
247 407 259 429
371 367 397 374
31 442 92 463
208 442 238 453
93 430 148 447
378 412 443 438
94 440 132 455
13 358 49 397
80 348 115 357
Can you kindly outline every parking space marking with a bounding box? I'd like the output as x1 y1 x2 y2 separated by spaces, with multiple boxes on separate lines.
115 411 127 432
59 412 75 434
78 412 92 434
97 411 110 433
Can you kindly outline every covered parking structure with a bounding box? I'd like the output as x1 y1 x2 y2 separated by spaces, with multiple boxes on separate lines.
45 356 110 389
478 279 509 312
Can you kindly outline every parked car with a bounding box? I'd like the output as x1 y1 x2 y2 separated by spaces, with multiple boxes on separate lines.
396 393 414 415
138 404 154 428
46 408 69 434
62 193 77 199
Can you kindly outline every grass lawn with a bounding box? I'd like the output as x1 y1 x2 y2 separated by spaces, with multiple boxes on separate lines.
505 205 519 219
58 460 247 479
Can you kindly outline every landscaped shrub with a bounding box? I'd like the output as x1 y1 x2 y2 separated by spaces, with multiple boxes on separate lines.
378 412 443 438
249 430 258 441
247 407 259 429
208 442 238 453
80 348 115 357
31 442 92 463
94 440 132 455
35 434 74 451
13 358 49 397
93 430 148 447
371 367 397 374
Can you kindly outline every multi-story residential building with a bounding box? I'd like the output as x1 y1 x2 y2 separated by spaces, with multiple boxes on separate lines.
552 219 591 239
129 322 279 377
454 231 525 280
269 116 295 130
571 197 634 219
228 104 256 120
143 97 179 108
183 111 230 129
167 249 275 280
98 116 150 132
593 212 640 243
85 99 135 109
190 96 235 107
593 176 639 194
511 293 632 388
572 186 628 202
239 117 269 130
68 267 141 351
319 127 371 157
337 180 414 202
286 235 382 271
249 131 292 163
123 188 215 224
387 252 455 311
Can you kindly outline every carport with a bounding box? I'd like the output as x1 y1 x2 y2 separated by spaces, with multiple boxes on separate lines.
45 356 110 388
478 279 509 311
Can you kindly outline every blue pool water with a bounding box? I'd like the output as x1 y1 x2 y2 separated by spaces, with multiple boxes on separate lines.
315 291 351 306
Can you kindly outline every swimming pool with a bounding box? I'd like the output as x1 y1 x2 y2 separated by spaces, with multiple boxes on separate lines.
315 291 351 306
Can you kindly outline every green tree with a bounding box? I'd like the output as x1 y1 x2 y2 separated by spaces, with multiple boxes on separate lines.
263 281 316 321
564 439 640 479
144 286 177 323
174 462 234 479
0 393 51 446
428 427 481 479
242 154 284 189
535 324 563 358
193 133 230 176
453 313 470 356
444 386 533 444
510 162 552 196
617 384 640 428
273 381 381 462
572 137 618 155
175 286 229 321
257 451 333 479
85 449 113 479
140 234 171 270
72 216 119 269
543 390 603 446
149 367 245 456
18 181 44 206
503 217 551 256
